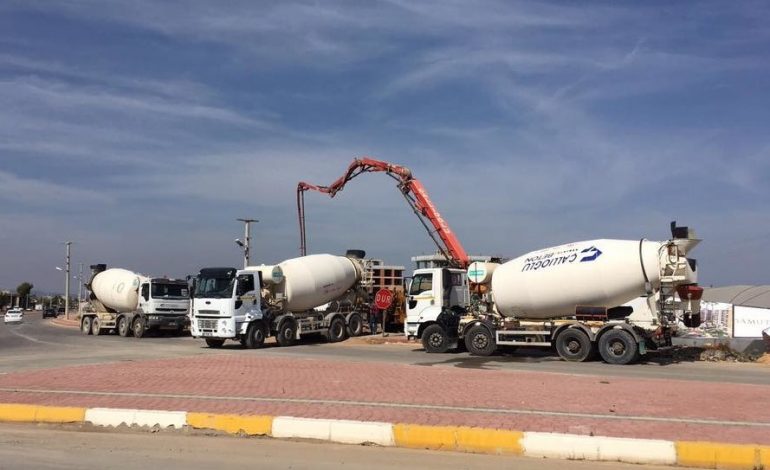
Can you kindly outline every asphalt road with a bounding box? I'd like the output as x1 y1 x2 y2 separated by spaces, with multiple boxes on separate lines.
1 315 768 385
0 423 705 470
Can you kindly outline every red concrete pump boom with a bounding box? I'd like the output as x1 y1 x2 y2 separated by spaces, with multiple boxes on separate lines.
297 157 470 268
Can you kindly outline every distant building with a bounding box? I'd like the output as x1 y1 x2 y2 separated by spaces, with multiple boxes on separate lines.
702 286 770 338
411 254 503 269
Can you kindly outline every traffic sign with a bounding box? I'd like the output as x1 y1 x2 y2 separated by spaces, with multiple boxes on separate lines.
374 289 394 310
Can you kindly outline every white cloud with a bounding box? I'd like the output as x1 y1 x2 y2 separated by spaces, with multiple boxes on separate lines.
0 170 113 207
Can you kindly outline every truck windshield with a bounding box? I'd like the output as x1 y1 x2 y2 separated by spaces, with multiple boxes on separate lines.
194 275 234 299
409 273 433 296
151 283 188 299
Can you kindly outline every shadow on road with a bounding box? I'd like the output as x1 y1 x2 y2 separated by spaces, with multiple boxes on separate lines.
414 346 707 369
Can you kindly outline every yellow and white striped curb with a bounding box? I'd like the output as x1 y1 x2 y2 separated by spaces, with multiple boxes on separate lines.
1 403 768 469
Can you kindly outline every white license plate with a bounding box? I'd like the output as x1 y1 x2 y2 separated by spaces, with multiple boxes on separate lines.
200 331 215 337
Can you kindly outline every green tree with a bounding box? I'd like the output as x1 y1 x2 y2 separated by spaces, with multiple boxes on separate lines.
0 292 9 309
16 282 33 309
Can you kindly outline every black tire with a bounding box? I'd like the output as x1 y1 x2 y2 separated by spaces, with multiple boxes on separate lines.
683 313 701 328
555 328 593 362
92 317 102 336
598 329 640 365
275 319 297 347
81 316 93 336
205 338 225 348
245 321 267 349
346 313 363 337
132 317 146 339
117 316 132 337
422 324 450 354
327 316 347 343
465 324 496 356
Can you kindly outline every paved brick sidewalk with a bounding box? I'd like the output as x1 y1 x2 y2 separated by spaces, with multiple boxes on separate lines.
0 354 767 445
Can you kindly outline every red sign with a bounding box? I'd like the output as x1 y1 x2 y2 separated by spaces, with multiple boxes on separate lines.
374 289 394 310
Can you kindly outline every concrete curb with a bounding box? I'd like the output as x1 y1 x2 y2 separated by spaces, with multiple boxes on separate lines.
1 403 768 468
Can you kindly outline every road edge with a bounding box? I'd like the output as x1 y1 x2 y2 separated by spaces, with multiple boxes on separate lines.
50 317 80 328
1 403 768 468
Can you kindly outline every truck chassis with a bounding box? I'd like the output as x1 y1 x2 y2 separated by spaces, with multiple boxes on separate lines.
81 311 189 338
196 309 364 349
417 311 669 365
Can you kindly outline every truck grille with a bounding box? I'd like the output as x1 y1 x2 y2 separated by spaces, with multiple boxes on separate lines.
198 319 218 330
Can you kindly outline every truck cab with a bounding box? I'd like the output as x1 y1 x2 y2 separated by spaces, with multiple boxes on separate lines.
192 262 363 349
139 278 190 318
191 267 264 347
404 267 468 348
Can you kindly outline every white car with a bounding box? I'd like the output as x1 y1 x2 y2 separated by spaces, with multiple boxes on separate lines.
4 308 23 324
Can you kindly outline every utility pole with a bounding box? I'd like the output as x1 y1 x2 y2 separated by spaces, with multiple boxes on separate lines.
64 241 72 320
77 262 83 315
236 218 258 268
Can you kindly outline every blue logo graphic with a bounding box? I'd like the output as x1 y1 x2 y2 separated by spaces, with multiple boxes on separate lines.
579 246 603 262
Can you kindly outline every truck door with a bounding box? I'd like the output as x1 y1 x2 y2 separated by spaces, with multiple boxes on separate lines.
139 283 150 313
406 270 440 321
234 273 260 324
445 270 469 309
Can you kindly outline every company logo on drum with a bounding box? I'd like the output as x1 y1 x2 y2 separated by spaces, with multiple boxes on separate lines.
522 245 603 272
579 246 603 262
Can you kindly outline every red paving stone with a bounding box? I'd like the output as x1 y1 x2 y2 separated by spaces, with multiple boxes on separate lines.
0 354 768 445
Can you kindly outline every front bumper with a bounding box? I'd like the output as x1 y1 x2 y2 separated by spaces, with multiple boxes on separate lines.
191 316 237 339
146 314 189 329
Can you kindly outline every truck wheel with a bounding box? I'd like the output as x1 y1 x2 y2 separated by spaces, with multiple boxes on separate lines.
132 317 146 339
422 324 450 354
465 324 496 356
326 316 347 343
81 317 93 336
275 320 297 347
555 329 592 362
346 313 363 337
117 316 132 337
245 321 266 349
598 329 640 365
92 317 102 336
205 338 225 348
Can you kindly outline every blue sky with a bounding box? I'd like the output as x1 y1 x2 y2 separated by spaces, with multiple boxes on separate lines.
0 1 768 293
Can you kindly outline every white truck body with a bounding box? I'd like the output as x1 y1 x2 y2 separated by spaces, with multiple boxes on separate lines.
191 254 368 348
406 225 702 365
82 265 190 338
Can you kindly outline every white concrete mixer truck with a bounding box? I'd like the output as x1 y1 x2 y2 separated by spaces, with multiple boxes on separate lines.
406 223 704 365
82 264 190 338
190 252 369 348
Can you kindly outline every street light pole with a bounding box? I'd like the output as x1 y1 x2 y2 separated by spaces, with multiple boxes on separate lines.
64 241 72 320
236 218 258 268
77 262 83 315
